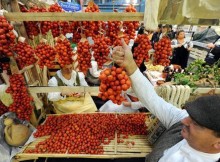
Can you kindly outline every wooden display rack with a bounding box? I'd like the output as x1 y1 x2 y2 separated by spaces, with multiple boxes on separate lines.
14 113 154 161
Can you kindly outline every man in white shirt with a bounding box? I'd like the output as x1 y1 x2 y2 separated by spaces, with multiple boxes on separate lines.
112 39 220 162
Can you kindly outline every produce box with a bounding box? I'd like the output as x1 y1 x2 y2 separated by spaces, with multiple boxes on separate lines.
15 113 154 161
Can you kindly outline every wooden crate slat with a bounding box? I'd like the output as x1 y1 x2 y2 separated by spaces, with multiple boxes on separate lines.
4 12 144 21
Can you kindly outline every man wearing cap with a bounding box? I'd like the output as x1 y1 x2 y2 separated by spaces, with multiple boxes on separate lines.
112 39 220 162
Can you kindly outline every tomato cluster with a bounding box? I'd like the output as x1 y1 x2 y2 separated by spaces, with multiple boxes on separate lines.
0 16 16 57
123 5 139 40
83 2 104 38
13 41 37 69
133 34 152 67
91 35 111 68
107 20 122 44
40 4 63 37
0 101 8 116
154 37 172 66
24 6 47 38
98 67 131 105
112 32 130 47
55 38 73 67
77 40 91 73
26 113 147 154
6 74 33 121
35 42 56 68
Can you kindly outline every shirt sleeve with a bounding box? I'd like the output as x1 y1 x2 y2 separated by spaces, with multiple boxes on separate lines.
130 69 188 128
189 41 193 48
47 77 65 102
78 72 88 86
90 61 101 78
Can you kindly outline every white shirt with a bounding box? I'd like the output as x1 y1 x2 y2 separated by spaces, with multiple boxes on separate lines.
48 70 88 101
99 91 145 113
89 60 102 78
171 39 193 49
130 69 220 162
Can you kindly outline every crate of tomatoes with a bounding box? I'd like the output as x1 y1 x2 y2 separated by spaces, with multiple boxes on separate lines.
15 112 154 161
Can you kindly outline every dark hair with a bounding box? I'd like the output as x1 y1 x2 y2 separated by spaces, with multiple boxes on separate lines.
169 25 172 29
158 24 162 28
176 30 185 38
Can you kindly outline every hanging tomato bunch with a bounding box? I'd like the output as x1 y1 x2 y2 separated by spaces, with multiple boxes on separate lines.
98 67 131 105
77 40 91 73
123 5 139 40
35 42 56 68
83 2 104 38
0 16 16 57
41 3 63 37
133 34 152 67
25 113 147 154
0 101 8 116
23 6 47 38
91 35 111 68
107 18 122 44
55 37 73 67
13 41 37 69
153 37 172 66
6 74 33 121
112 32 130 47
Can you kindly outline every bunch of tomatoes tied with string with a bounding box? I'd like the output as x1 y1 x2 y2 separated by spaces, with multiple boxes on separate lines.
98 67 131 105
35 40 56 68
133 34 152 67
77 39 91 73
82 1 105 38
6 74 33 121
0 16 16 58
55 36 74 67
13 38 37 69
153 36 172 66
123 4 139 40
91 35 111 68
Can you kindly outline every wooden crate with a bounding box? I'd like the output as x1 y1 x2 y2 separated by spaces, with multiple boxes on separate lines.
15 113 153 161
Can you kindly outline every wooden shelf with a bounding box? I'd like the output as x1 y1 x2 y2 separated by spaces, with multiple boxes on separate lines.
4 12 144 21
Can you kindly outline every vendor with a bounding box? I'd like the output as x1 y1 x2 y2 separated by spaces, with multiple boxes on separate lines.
48 63 97 114
48 63 88 101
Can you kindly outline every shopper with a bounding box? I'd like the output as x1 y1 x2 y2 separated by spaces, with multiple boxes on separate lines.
112 39 220 162
206 42 220 65
171 30 193 69
151 24 162 46
168 24 175 40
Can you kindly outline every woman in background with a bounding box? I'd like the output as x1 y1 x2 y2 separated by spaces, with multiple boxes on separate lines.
171 30 193 69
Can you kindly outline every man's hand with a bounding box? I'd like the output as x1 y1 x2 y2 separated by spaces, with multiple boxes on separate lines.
112 39 137 75
123 101 131 107
207 43 215 49
61 92 82 97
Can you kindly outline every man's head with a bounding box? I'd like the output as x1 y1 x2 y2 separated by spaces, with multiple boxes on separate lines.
162 24 169 33
61 64 73 75
181 95 220 153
